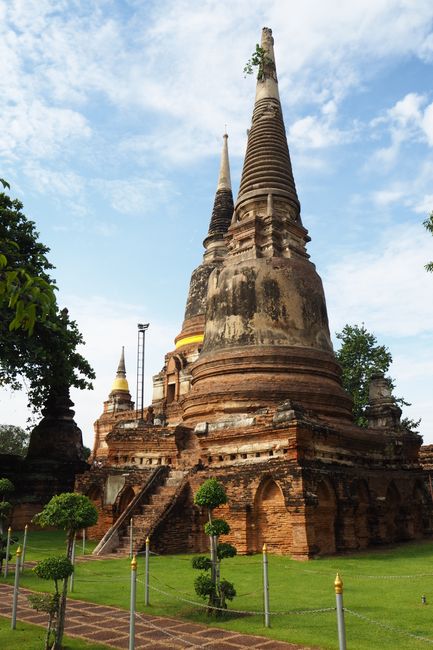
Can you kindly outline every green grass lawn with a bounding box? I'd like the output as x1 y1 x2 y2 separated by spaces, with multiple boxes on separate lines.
3 531 433 649
0 618 111 650
9 529 97 563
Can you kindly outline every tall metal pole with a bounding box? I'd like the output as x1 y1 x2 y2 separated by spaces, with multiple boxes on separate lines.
11 546 21 630
335 573 347 650
20 524 28 574
262 543 270 628
129 518 134 559
137 323 149 422
69 533 76 592
129 555 137 650
145 536 150 606
4 526 11 577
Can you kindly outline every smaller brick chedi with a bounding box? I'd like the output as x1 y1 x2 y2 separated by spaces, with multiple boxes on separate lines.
78 28 431 559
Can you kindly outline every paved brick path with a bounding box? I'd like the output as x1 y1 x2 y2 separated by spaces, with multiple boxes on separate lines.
0 583 316 649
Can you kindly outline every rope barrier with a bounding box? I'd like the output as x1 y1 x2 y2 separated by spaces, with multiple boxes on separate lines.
345 608 433 645
148 571 260 599
139 579 335 617
300 568 433 579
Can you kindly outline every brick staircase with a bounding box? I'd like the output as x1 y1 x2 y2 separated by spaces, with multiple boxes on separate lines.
94 468 188 556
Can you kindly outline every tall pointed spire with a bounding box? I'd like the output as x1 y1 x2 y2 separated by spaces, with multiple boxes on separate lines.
254 26 280 103
217 132 231 190
111 347 129 393
230 27 304 260
182 28 353 426
175 134 234 348
203 133 234 255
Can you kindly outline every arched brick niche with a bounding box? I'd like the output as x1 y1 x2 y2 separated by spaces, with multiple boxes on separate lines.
353 479 371 550
314 479 337 554
117 485 135 516
385 481 405 542
252 477 292 554
412 480 429 538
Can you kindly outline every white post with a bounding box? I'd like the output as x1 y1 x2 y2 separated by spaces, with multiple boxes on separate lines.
11 546 21 630
20 524 28 574
129 518 133 559
144 536 150 606
4 526 11 577
335 573 347 650
69 533 76 592
129 555 137 650
262 543 270 628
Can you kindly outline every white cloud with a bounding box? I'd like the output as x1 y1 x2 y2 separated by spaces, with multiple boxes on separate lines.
371 93 433 166
91 177 176 215
422 102 433 145
1 1 433 166
325 222 433 337
372 189 405 206
288 115 349 149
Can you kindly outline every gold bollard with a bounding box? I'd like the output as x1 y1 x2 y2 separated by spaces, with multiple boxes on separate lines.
129 555 137 650
11 546 22 630
334 573 346 650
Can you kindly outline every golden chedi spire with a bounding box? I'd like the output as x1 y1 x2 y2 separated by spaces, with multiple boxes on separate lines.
182 28 353 426
111 346 129 394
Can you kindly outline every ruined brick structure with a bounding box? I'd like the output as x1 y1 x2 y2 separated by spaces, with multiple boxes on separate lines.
77 28 432 559
2 389 89 529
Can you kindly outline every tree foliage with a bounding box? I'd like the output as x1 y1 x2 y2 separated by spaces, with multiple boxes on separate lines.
0 477 15 555
34 493 98 649
424 211 433 272
0 477 14 535
34 493 98 533
336 323 419 431
194 478 227 510
192 479 236 615
30 556 73 650
336 324 392 427
0 187 94 413
0 424 29 456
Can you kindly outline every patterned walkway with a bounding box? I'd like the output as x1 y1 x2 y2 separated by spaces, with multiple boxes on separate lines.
0 584 315 649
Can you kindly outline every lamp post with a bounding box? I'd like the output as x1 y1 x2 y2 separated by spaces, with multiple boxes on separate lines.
136 323 149 422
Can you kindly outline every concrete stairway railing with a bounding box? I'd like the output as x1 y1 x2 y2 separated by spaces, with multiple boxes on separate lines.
92 465 169 555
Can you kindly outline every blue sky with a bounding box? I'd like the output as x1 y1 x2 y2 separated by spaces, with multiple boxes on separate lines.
1 0 433 447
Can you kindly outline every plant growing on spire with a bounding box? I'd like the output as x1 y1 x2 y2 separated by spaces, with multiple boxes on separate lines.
192 478 237 615
243 44 271 80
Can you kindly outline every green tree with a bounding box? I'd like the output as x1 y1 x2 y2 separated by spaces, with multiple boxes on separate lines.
336 323 419 431
29 556 74 650
0 424 29 456
192 479 236 614
34 493 98 649
0 477 14 535
0 478 16 569
424 211 433 272
0 185 94 414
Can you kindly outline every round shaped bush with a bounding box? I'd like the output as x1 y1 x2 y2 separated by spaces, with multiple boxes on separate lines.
194 479 227 509
34 556 73 581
